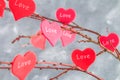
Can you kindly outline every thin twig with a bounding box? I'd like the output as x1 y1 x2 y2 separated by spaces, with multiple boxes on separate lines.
78 40 92 43
97 49 107 56
0 61 11 65
37 60 75 67
50 69 70 80
11 35 31 44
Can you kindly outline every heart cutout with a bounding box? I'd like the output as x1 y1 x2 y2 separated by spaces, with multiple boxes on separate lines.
56 8 76 24
31 31 46 50
72 48 96 71
41 20 62 46
0 0 5 17
11 51 37 80
61 26 76 47
99 33 119 52
9 0 36 20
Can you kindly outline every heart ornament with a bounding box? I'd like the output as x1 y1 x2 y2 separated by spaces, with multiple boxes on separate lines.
9 0 36 20
11 51 37 80
72 48 96 71
41 20 62 46
61 26 76 47
56 8 76 24
0 0 5 17
99 33 119 52
30 31 46 50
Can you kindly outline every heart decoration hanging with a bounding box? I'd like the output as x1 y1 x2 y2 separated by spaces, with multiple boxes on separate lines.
61 26 76 47
9 0 36 20
31 31 46 50
71 48 96 71
11 51 37 80
56 8 76 24
99 33 119 52
41 20 62 46
0 0 5 17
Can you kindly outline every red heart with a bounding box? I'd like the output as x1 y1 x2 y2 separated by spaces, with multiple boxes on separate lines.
11 51 37 80
41 20 62 46
0 0 5 17
71 48 96 71
30 31 46 50
99 33 119 52
9 0 36 20
56 8 76 24
61 26 76 47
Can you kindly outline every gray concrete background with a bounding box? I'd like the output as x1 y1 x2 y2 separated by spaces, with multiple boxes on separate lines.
0 0 120 80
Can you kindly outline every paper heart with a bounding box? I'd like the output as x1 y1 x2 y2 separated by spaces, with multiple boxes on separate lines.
61 26 76 47
0 0 5 17
99 33 119 52
41 20 62 46
31 31 46 50
9 0 35 20
56 8 76 24
72 48 96 71
12 51 37 80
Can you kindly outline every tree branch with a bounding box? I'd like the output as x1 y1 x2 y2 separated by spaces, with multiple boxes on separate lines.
0 60 103 80
11 35 31 44
50 70 70 80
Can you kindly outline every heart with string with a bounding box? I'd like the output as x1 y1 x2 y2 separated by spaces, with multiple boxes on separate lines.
0 0 5 17
99 33 119 52
72 48 96 71
11 51 37 80
9 0 36 20
56 8 76 24
31 31 46 50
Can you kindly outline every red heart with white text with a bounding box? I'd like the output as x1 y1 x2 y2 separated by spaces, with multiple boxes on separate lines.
9 0 35 20
61 26 76 47
0 0 5 17
31 31 46 50
99 33 119 52
11 51 37 80
41 20 62 46
72 48 96 71
56 8 76 24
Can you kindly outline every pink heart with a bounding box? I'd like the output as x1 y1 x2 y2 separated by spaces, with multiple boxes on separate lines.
0 0 5 17
61 26 76 47
11 51 37 80
72 48 96 71
41 20 62 46
99 33 119 52
30 31 46 50
9 0 36 20
56 8 76 24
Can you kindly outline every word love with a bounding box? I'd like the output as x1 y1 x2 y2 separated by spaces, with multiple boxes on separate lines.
0 0 5 17
45 27 57 34
72 48 96 71
76 54 90 60
14 0 29 10
56 8 76 24
41 20 62 46
61 26 76 47
17 60 31 69
12 51 36 80
99 33 119 52
9 0 35 20
31 31 46 50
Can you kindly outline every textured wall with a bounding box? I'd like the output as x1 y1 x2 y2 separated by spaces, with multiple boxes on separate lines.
0 0 120 80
